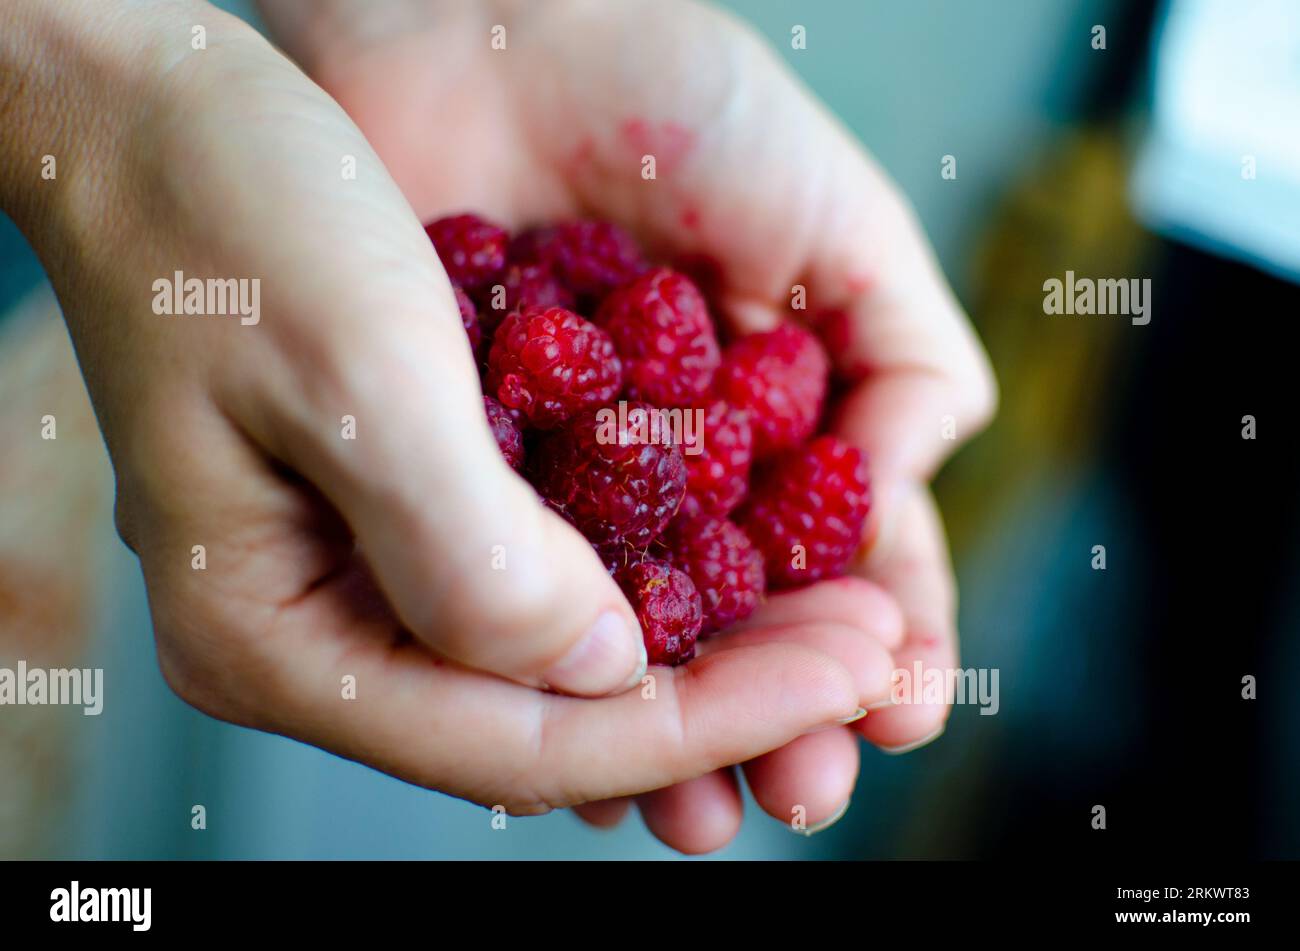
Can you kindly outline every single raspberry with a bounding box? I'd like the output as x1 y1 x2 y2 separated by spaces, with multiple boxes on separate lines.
476 263 576 339
713 324 830 456
736 435 870 588
483 395 524 470
509 220 649 305
659 516 765 635
595 268 720 406
485 306 623 428
425 213 508 293
679 399 753 519
529 404 687 548
613 556 702 666
454 284 482 357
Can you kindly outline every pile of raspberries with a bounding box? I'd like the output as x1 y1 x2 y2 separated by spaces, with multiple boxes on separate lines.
428 213 871 667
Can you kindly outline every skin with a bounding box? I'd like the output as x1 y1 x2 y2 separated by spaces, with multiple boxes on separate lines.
0 0 995 852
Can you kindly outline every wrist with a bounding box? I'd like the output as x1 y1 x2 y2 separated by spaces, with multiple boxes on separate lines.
0 0 240 250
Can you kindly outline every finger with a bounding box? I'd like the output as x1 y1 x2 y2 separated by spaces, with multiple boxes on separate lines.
571 798 633 830
641 581 902 850
806 177 994 550
852 483 958 752
700 620 894 710
742 727 860 834
724 575 906 651
636 769 743 854
247 567 862 812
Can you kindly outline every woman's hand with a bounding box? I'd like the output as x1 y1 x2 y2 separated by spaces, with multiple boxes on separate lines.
260 0 996 850
0 0 875 815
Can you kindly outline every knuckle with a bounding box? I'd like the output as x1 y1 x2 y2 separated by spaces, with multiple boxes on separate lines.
153 632 216 715
111 494 140 555
147 597 267 730
953 334 999 433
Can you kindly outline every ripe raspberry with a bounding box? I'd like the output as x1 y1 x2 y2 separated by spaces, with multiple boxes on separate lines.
713 324 830 456
483 395 524 470
454 284 481 357
595 268 720 406
509 220 649 305
736 435 870 588
485 306 623 428
613 556 702 666
679 399 753 519
529 404 687 548
476 263 575 339
659 516 765 635
426 213 508 293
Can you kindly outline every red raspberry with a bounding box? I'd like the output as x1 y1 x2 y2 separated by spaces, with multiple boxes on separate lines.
454 284 481 357
485 306 623 428
679 399 753 519
529 404 687 548
426 213 508 293
659 516 765 635
483 395 524 471
736 435 870 588
613 556 702 666
595 268 720 406
714 324 830 457
509 220 649 305
476 263 575 339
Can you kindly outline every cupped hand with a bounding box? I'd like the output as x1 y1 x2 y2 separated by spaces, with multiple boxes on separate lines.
1 0 886 817
262 0 996 851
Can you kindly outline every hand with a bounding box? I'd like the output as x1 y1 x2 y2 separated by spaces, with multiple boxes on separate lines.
263 0 996 851
0 0 870 816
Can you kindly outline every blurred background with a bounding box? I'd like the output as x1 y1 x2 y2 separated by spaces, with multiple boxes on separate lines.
2 0 1297 859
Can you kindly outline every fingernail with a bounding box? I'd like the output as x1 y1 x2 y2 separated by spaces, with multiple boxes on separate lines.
810 707 867 734
542 611 645 697
879 724 945 755
795 799 851 837
865 698 895 711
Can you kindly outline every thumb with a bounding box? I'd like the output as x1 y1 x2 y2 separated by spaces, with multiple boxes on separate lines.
255 279 647 698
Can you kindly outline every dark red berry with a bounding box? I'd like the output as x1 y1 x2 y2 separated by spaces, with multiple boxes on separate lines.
660 516 765 635
476 263 576 339
509 220 649 305
595 268 720 406
613 556 702 666
485 306 623 428
529 404 687 548
679 399 752 519
483 395 524 470
426 213 508 293
736 435 870 588
714 324 829 457
454 284 481 357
